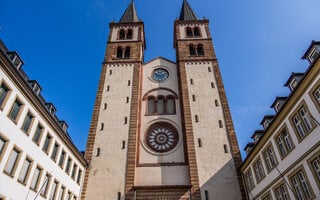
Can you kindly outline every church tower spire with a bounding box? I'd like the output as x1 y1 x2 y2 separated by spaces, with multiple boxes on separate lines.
119 1 139 23
179 0 198 21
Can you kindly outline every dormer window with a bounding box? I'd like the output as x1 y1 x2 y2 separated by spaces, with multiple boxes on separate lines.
185 26 201 37
28 80 42 96
45 103 56 116
59 120 68 133
307 47 320 63
7 52 23 69
260 115 274 130
302 41 320 64
289 79 297 91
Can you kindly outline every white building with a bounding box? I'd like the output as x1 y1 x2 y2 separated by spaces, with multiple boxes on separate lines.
241 41 320 200
0 40 86 200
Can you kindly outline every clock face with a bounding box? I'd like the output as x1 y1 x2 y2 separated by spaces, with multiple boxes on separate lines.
151 68 169 82
146 122 179 153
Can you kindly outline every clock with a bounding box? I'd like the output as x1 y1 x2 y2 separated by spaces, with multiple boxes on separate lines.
145 122 179 153
151 68 169 82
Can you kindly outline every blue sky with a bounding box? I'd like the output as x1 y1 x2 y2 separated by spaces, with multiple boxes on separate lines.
1 0 320 157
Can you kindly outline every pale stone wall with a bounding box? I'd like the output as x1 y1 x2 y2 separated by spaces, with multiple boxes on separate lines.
84 64 134 199
178 24 208 39
185 61 242 199
135 58 190 186
110 26 140 42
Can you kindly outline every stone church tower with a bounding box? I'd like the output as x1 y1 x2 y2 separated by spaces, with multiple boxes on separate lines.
82 1 244 199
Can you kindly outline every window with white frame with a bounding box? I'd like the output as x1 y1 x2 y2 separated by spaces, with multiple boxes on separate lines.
21 112 34 134
32 124 43 145
18 157 33 184
0 135 9 162
275 126 295 158
263 144 278 172
8 98 23 122
42 134 52 154
3 147 21 176
58 185 66 200
291 103 315 141
30 166 42 191
289 167 314 200
0 82 10 108
49 180 59 200
308 151 320 189
253 157 266 183
273 183 290 200
244 169 255 191
40 173 51 197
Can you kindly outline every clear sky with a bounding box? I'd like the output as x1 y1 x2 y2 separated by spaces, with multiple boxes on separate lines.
1 0 320 157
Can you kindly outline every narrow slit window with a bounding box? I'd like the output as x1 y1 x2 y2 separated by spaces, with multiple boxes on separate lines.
117 192 121 200
192 95 196 102
103 103 107 110
198 138 202 147
122 141 125 149
215 99 219 106
96 148 100 157
205 190 209 200
126 96 129 103
109 70 112 75
224 144 229 153
219 120 223 128
208 67 212 72
211 82 215 88
195 115 199 122
190 79 194 85
106 85 110 91
128 80 131 86
124 117 127 124
100 123 104 131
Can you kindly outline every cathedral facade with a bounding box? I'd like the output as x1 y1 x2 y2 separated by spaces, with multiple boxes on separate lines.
82 1 244 199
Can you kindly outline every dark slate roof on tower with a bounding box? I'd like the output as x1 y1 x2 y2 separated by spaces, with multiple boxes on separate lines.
119 1 139 23
179 0 199 21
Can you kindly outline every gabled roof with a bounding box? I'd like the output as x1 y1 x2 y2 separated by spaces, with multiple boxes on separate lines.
119 1 139 23
179 0 199 21
301 40 320 59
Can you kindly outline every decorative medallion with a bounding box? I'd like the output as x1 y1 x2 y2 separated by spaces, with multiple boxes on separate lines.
151 68 169 82
145 122 179 153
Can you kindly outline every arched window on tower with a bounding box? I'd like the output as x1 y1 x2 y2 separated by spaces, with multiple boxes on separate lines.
117 47 123 58
186 27 193 37
189 44 196 56
157 96 165 114
127 29 133 39
124 46 130 58
147 96 156 115
119 29 125 39
194 27 201 37
197 44 204 55
166 96 176 114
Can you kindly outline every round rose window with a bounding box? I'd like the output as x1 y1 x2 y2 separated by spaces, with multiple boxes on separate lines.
145 122 179 153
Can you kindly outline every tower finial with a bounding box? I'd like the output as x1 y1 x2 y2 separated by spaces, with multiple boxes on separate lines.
119 1 139 23
179 0 198 21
